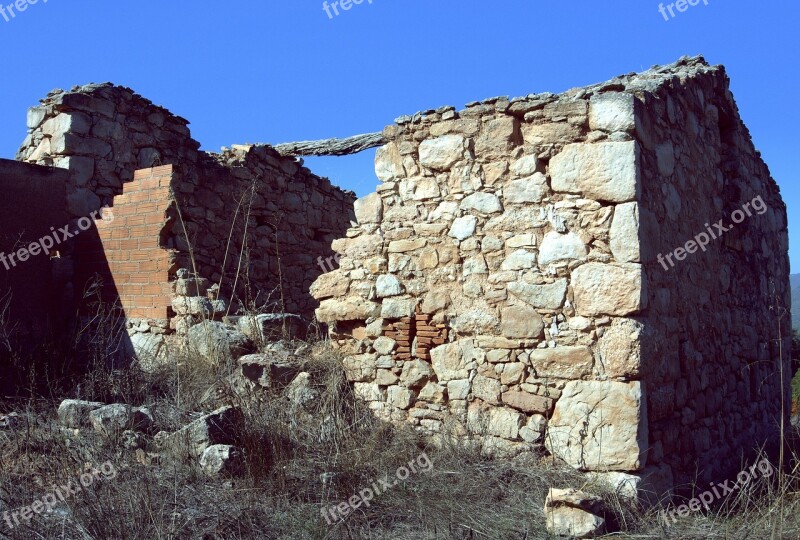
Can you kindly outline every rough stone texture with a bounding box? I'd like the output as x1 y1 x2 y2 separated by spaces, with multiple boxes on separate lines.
550 141 639 203
310 56 792 497
571 263 646 317
187 321 254 365
546 381 648 472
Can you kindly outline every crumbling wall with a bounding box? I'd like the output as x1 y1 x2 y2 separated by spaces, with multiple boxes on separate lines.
310 56 790 495
17 84 356 327
169 144 356 320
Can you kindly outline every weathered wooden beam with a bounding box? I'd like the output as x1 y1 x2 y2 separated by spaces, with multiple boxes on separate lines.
271 132 387 157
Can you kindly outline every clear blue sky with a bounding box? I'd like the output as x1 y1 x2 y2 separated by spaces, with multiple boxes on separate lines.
0 0 796 271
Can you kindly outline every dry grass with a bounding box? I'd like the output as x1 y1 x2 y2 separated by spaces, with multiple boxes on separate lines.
3 332 800 539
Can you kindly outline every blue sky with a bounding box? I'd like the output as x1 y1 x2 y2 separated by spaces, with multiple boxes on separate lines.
0 0 797 271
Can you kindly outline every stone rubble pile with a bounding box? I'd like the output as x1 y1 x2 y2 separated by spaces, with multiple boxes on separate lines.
53 345 311 478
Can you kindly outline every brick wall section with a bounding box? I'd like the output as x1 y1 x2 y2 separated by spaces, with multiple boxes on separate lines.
75 165 175 320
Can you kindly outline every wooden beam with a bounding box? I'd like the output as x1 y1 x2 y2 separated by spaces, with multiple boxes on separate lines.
271 132 387 157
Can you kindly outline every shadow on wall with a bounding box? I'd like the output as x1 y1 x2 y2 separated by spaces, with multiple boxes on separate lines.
0 159 132 397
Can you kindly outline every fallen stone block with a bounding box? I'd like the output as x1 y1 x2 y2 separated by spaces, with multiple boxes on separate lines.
200 444 246 477
58 399 105 428
545 488 606 539
161 406 244 461
89 404 154 436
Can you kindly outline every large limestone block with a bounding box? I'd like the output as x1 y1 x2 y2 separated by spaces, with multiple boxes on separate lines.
595 318 644 378
419 135 467 171
42 112 91 136
589 92 636 133
546 381 648 471
375 142 405 181
485 207 548 232
467 403 523 440
522 122 582 147
501 305 544 339
449 215 477 241
609 202 640 262
376 274 403 298
388 239 426 253
451 310 500 334
500 249 537 271
528 346 593 379
188 321 254 364
502 389 554 414
387 386 414 409
354 192 383 224
504 173 548 204
316 297 381 323
342 354 377 382
472 375 501 404
430 341 469 382
58 399 104 428
200 445 245 478
550 141 639 203
89 404 153 436
510 154 539 177
406 177 441 200
400 359 434 388
460 192 502 214
381 297 415 318
507 279 567 309
421 289 451 314
332 234 384 258
571 263 647 316
475 116 519 156
309 270 350 300
539 232 588 266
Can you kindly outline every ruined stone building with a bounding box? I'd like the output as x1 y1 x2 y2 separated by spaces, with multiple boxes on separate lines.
0 56 790 498
309 56 791 497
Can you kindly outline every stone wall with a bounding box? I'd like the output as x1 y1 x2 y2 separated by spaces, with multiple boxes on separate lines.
310 56 790 496
0 159 68 338
17 84 356 326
